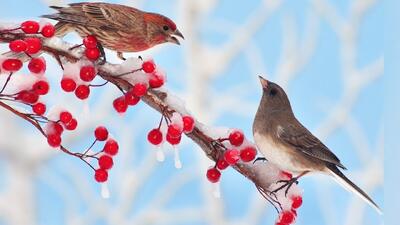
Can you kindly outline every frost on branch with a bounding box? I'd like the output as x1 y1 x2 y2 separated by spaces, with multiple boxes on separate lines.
1 20 303 224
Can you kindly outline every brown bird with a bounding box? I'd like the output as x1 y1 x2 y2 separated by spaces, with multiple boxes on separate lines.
253 76 382 214
42 2 184 60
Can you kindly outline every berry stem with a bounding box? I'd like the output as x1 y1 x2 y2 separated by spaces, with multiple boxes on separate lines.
0 72 13 94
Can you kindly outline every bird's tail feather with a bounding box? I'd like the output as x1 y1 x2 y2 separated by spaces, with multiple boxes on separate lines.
326 165 382 214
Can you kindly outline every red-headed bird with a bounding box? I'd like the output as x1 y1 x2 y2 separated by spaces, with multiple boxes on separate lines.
42 2 184 60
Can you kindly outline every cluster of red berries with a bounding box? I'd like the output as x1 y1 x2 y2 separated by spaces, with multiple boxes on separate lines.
271 171 303 225
1 20 56 73
147 114 195 146
93 126 119 183
206 130 257 183
275 196 302 225
46 111 78 147
112 60 165 113
82 35 101 61
61 64 97 100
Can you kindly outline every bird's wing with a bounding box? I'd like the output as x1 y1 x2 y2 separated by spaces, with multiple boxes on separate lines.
44 3 139 30
278 122 346 169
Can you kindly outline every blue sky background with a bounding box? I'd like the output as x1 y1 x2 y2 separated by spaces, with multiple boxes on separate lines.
0 0 389 225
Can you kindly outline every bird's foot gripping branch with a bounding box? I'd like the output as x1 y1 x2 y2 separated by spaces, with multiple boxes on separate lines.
0 20 303 225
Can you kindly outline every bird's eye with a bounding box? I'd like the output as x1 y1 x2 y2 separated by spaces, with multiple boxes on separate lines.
269 88 277 96
163 25 169 31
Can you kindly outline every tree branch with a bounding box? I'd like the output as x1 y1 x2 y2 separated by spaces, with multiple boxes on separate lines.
0 31 291 204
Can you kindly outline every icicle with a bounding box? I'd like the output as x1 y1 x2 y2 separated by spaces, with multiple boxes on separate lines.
212 182 221 198
174 146 182 169
101 183 110 199
156 146 165 162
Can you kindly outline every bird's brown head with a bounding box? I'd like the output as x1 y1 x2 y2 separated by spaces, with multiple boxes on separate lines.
257 76 292 114
144 13 184 46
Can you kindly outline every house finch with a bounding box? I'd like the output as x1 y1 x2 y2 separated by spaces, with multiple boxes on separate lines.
42 2 184 60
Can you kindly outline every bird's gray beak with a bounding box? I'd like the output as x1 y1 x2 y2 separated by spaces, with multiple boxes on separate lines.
168 29 184 45
258 76 268 88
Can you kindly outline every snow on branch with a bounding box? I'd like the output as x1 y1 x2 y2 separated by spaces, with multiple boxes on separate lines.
0 22 302 224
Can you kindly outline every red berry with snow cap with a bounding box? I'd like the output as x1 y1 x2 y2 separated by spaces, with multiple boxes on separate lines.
24 37 41 54
229 130 244 146
142 60 156 73
21 20 39 34
240 146 257 162
224 149 240 165
182 116 195 133
41 24 55 37
9 40 27 52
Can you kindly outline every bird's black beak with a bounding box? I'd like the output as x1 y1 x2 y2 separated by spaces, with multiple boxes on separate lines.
168 29 184 45
258 76 268 88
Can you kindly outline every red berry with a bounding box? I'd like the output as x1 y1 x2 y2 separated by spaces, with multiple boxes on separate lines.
61 78 76 92
112 96 128 113
224 149 240 165
47 134 61 147
240 146 257 162
9 40 27 52
21 20 39 34
279 211 295 224
104 139 119 156
2 59 22 72
16 90 38 104
125 91 140 106
182 116 195 133
59 111 72 124
229 130 244 146
41 24 55 38
85 48 100 60
24 37 42 54
94 169 108 183
142 60 156 73
95 126 108 141
149 72 165 88
79 65 96 82
98 155 114 170
166 134 181 145
216 158 229 170
65 118 78 130
83 35 98 49
167 124 182 138
32 80 49 95
52 122 64 135
132 83 147 97
32 102 46 115
75 85 90 100
206 168 221 183
28 58 46 74
147 129 163 145
291 196 303 209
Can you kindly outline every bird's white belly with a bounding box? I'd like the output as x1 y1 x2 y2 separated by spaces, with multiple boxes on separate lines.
254 132 304 173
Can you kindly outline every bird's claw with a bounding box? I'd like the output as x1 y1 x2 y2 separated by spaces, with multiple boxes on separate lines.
271 177 299 197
